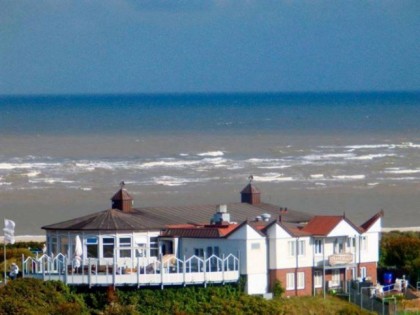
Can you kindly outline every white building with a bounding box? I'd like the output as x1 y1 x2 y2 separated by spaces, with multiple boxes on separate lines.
23 182 382 296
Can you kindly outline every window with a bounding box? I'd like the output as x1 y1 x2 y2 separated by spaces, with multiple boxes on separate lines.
286 273 295 290
360 267 367 279
288 240 306 256
61 236 69 257
103 237 115 258
49 236 57 255
288 241 295 256
86 237 98 258
214 246 220 257
150 237 159 257
205 246 220 258
314 271 322 288
334 238 344 254
331 269 340 286
361 236 368 251
297 272 305 289
314 239 322 255
194 248 204 257
298 240 306 256
347 237 355 248
119 237 131 258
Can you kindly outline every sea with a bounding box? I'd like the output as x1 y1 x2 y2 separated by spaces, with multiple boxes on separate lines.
0 92 419 235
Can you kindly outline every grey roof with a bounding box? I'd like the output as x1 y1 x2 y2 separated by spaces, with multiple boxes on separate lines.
42 202 313 232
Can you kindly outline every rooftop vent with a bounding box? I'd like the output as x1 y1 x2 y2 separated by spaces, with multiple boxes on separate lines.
217 204 227 213
211 204 231 225
261 213 271 222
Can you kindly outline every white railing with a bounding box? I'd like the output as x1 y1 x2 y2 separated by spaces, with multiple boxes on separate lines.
22 253 240 288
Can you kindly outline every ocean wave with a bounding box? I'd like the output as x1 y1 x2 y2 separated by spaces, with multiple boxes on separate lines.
196 151 224 157
29 178 76 184
24 171 41 177
0 162 58 170
384 169 420 174
303 153 355 161
310 174 324 179
152 176 215 186
139 160 201 169
346 153 396 160
252 173 295 182
331 175 366 180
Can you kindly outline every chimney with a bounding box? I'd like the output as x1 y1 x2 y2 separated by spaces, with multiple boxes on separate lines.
111 181 134 213
240 176 261 205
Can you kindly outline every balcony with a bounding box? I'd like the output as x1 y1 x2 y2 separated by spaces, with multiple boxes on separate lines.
22 253 240 288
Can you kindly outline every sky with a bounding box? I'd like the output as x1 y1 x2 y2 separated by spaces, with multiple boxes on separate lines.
1 0 419 95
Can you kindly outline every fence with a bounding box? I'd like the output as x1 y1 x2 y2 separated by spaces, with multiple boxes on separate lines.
347 281 397 315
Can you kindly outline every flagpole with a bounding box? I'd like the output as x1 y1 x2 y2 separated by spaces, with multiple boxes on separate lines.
3 241 6 285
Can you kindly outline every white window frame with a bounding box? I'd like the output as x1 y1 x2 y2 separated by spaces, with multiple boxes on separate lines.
119 237 132 258
288 241 295 257
331 269 340 286
314 271 322 288
286 272 295 290
297 272 305 289
298 240 306 256
314 239 322 255
289 240 306 256
334 238 344 254
360 266 367 279
361 236 368 251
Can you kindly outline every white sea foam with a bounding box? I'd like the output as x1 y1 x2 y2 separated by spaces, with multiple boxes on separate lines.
303 153 355 161
346 153 396 160
196 151 224 157
343 144 392 150
384 169 420 174
343 143 420 150
253 173 295 182
24 171 41 177
140 160 201 169
310 174 324 179
331 175 366 180
152 176 213 186
29 178 75 184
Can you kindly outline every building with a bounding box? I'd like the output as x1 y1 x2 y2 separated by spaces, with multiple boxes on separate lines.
22 181 383 296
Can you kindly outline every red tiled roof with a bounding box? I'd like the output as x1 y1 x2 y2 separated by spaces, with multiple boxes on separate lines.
301 216 344 236
360 210 384 232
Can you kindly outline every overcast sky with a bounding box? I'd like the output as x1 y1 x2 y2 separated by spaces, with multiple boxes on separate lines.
1 1 419 95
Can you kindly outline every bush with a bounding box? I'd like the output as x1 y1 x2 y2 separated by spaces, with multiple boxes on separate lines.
0 278 87 315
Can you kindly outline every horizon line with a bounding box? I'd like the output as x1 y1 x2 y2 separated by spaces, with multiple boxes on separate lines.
1 90 419 99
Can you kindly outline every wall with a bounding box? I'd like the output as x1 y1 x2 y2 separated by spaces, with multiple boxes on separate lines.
269 267 313 296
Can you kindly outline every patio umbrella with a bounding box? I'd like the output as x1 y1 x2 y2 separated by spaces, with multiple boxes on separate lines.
73 235 82 272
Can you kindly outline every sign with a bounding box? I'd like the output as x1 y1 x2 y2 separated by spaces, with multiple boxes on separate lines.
328 253 353 266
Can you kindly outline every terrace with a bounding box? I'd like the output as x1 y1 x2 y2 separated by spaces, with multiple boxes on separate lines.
22 252 240 288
